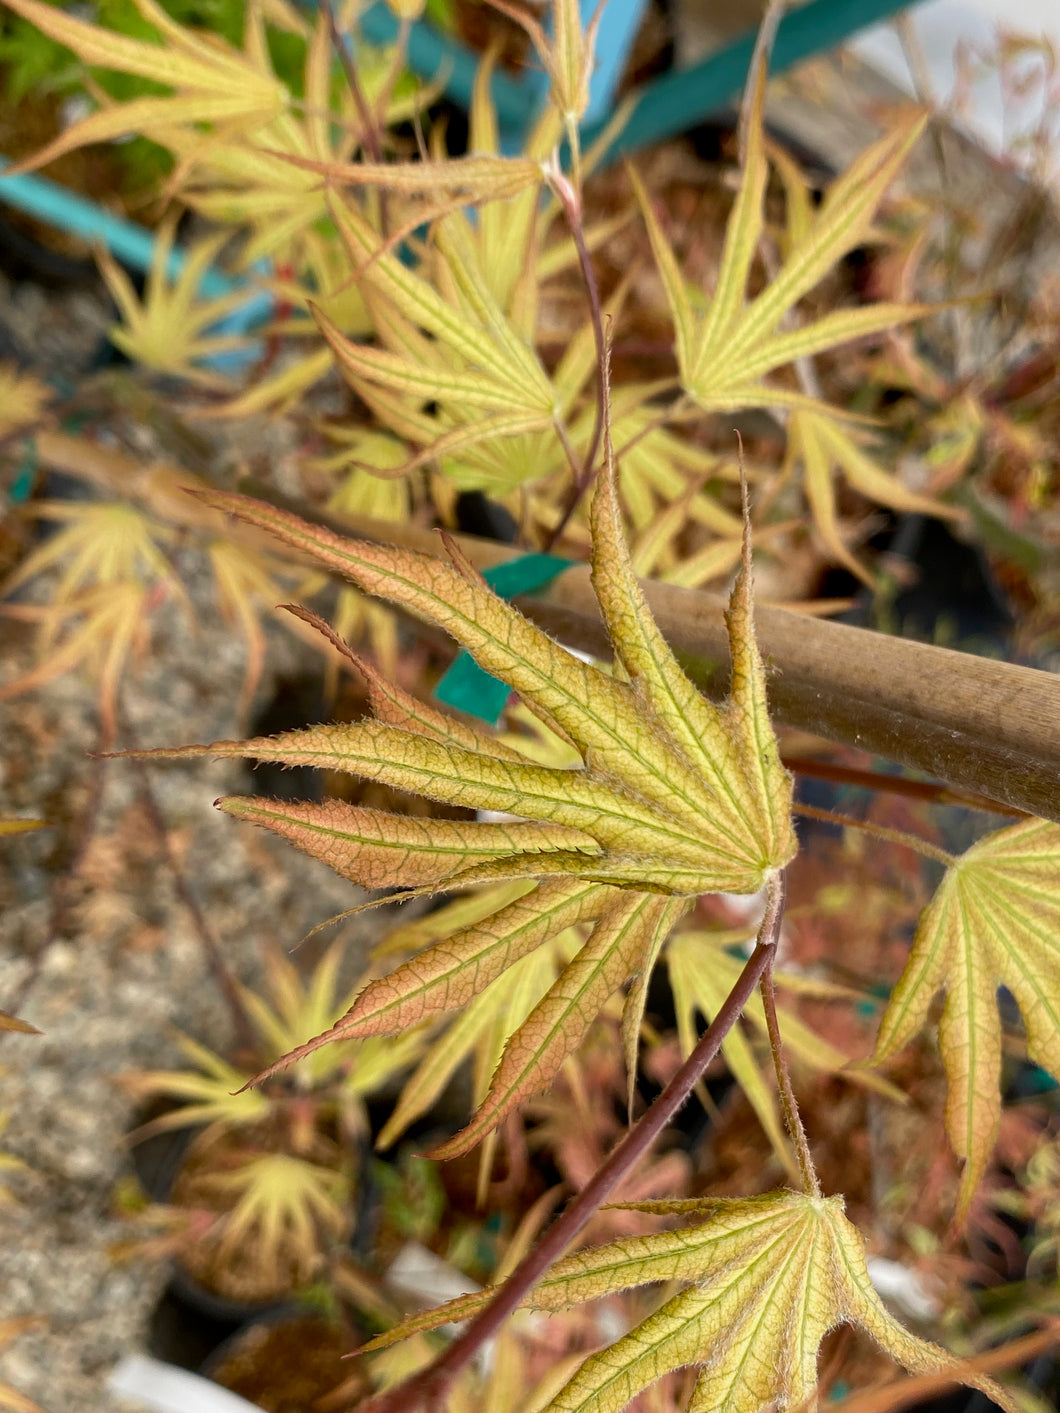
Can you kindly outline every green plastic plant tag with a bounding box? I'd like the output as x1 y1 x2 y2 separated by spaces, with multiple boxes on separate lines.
433 552 575 724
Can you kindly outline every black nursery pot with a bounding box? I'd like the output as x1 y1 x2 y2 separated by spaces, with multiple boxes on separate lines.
200 1307 366 1413
131 1120 294 1331
130 1111 373 1365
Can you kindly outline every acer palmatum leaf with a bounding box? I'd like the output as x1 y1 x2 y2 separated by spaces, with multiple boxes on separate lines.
136 442 793 1148
359 1191 1015 1413
787 410 962 586
0 0 287 173
95 220 253 388
632 69 928 417
0 1010 39 1035
0 365 50 438
873 817 1060 1220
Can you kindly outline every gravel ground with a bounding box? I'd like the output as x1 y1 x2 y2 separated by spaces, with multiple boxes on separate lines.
0 563 386 1412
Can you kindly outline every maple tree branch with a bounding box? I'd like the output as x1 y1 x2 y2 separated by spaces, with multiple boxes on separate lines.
218 473 1060 825
738 0 786 166
760 957 821 1199
362 870 788 1413
30 429 1057 822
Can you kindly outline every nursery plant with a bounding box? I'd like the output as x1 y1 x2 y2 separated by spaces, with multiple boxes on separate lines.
138 406 1056 1413
121 936 425 1303
3 0 1060 1409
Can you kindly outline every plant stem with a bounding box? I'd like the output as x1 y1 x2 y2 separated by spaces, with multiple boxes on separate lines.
737 0 786 167
780 755 1024 817
362 870 788 1413
760 957 820 1198
320 0 384 166
120 717 259 1055
793 801 956 868
544 165 607 551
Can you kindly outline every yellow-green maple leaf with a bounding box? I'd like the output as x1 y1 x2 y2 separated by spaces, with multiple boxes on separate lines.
97 219 253 388
167 13 418 267
122 937 426 1135
359 1191 1014 1413
367 883 585 1189
134 422 794 1151
1 0 288 173
318 192 559 479
0 501 184 740
873 817 1060 1219
205 1150 350 1288
632 72 927 417
787 410 961 586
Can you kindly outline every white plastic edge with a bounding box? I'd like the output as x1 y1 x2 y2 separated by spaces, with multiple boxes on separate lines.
107 1353 265 1413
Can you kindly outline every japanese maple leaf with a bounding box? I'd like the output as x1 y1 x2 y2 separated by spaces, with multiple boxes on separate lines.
873 817 1060 1218
136 432 794 1152
1 0 288 172
358 1191 1015 1413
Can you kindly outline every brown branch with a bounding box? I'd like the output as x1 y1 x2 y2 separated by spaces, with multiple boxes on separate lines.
780 754 1025 816
119 717 259 1055
236 479 1060 825
543 166 608 550
792 801 955 868
25 432 1060 823
359 872 788 1413
738 0 786 166
320 0 384 166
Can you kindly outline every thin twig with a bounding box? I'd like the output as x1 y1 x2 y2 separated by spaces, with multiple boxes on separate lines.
120 717 259 1054
894 11 971 380
738 0 786 167
543 165 608 550
1 737 109 1032
760 956 821 1198
359 871 788 1413
320 0 384 166
793 801 956 868
780 754 1025 817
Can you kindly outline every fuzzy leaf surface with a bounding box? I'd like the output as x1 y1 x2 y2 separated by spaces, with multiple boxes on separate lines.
158 442 792 1145
187 457 794 897
216 796 598 891
362 1192 1014 1413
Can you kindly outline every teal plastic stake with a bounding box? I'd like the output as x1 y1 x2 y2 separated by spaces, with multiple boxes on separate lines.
0 159 270 371
10 437 38 505
433 551 575 724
